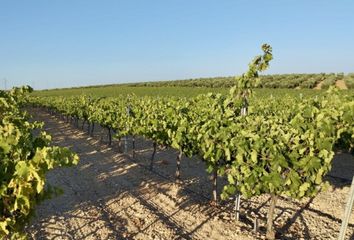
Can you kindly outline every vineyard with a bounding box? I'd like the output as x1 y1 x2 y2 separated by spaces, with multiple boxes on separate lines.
1 45 354 239
33 72 354 99
32 85 354 99
0 87 78 239
120 73 350 89
25 108 354 239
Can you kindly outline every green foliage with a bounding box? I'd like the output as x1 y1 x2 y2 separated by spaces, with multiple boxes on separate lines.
29 46 353 204
0 87 79 238
31 73 354 99
221 91 352 200
321 74 338 89
344 74 354 89
28 44 354 239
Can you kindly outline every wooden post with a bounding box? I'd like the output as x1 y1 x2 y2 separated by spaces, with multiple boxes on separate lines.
90 122 95 136
266 194 278 240
87 122 91 135
108 127 112 146
234 100 247 219
124 105 130 154
338 176 354 240
150 142 157 170
124 136 128 153
212 168 218 205
254 216 259 233
175 149 182 181
118 138 122 153
235 193 241 221
132 136 136 158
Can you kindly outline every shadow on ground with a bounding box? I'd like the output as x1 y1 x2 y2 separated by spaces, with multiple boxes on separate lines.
26 108 354 240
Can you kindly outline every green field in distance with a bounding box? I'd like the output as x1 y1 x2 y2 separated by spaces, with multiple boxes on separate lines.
33 85 354 98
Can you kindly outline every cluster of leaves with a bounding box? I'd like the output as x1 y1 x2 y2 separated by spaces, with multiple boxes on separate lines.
0 86 79 239
117 73 345 89
344 73 354 89
30 86 353 203
29 45 354 239
321 73 343 89
223 90 353 198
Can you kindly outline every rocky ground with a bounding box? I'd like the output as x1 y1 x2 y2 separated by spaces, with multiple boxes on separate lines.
27 109 354 240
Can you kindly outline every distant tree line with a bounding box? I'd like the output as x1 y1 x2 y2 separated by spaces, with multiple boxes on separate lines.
344 73 354 89
41 73 354 91
123 73 353 89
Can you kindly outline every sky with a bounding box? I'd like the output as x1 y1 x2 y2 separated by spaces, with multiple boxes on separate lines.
0 0 353 90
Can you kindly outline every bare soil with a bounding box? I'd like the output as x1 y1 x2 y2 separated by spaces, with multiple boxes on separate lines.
314 81 323 90
27 109 354 240
335 80 348 90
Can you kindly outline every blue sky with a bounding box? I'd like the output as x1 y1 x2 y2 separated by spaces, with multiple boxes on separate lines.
0 0 353 89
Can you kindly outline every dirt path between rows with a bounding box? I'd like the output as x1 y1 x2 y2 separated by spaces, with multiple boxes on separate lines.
27 109 252 240
335 80 348 90
313 81 323 90
27 109 354 240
